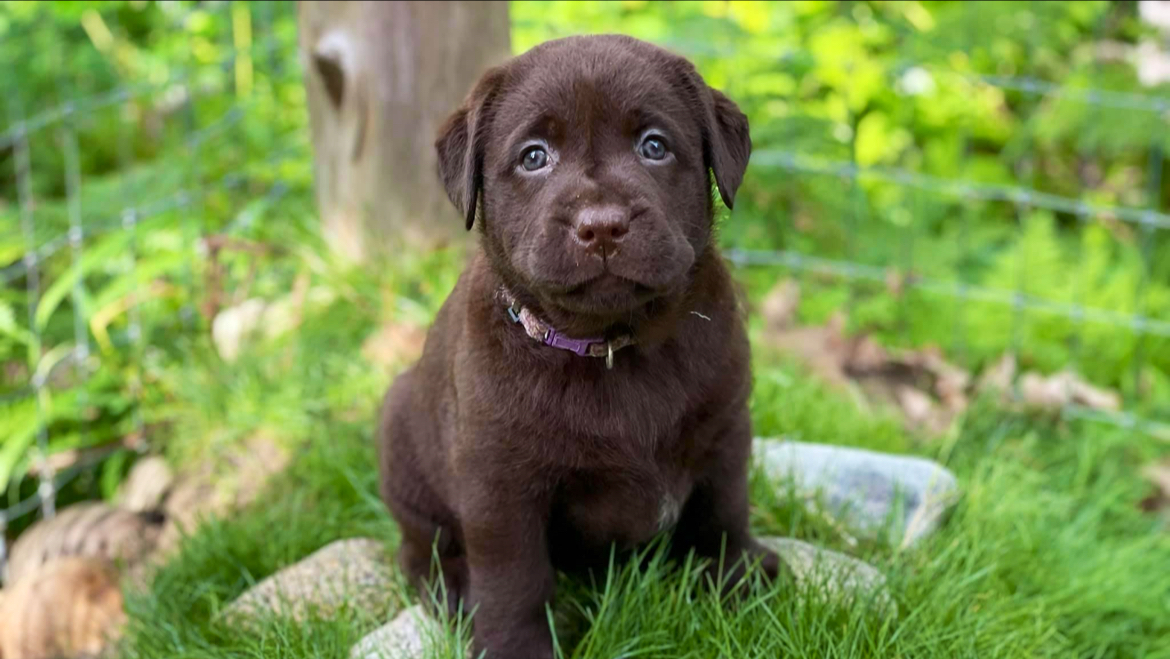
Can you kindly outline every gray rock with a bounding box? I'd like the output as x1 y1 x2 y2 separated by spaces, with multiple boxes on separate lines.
761 536 895 615
753 438 959 548
220 538 397 627
349 604 451 659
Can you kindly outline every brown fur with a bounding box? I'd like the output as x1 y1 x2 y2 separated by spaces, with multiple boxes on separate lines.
377 35 782 659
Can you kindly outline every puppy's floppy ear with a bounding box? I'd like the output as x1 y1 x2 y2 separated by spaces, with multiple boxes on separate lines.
435 67 506 230
702 86 751 210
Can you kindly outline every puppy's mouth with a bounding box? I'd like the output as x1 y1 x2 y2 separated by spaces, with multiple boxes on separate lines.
548 273 661 315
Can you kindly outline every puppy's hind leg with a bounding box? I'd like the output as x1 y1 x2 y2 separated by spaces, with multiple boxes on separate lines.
378 370 469 619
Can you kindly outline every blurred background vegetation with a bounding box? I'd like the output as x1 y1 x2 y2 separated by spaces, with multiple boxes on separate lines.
1 0 1168 534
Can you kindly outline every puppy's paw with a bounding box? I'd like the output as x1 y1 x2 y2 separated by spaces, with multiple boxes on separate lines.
439 560 470 621
397 542 470 622
421 557 470 623
707 539 791 600
750 538 794 585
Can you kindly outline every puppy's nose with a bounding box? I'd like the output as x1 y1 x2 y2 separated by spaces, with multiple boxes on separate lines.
573 205 630 256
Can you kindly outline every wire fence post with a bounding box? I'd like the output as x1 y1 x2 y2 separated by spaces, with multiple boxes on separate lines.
124 206 146 446
844 56 863 325
14 119 57 523
1134 143 1162 406
62 107 91 452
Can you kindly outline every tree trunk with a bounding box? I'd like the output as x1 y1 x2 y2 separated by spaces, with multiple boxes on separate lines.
298 1 510 262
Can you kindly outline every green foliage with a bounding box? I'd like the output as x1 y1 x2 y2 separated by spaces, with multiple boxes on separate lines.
0 1 309 498
972 212 1170 391
1 9 1169 652
0 1 1165 655
118 353 1170 658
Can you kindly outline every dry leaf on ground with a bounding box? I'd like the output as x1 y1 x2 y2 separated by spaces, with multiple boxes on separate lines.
153 432 290 561
0 558 125 659
977 353 1018 396
4 504 163 587
1139 460 1170 515
760 280 970 437
975 353 1121 413
1018 370 1121 412
116 456 175 513
758 277 1126 437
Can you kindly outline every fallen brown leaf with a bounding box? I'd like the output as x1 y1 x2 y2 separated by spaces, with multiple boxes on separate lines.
977 353 1018 397
757 279 1125 439
759 278 968 438
844 334 889 373
894 385 935 427
1066 375 1122 411
4 504 163 587
974 353 1122 414
115 456 175 513
1143 460 1170 494
1019 370 1121 412
1139 459 1170 515
908 347 971 410
0 558 125 659
153 432 290 562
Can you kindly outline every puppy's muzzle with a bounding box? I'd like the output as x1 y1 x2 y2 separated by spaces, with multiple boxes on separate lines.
572 204 630 261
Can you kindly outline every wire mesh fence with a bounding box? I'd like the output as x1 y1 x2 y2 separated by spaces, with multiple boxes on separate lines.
2 1 1168 575
0 0 308 572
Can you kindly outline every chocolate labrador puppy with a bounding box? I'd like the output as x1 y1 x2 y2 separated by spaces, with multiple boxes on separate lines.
377 34 782 658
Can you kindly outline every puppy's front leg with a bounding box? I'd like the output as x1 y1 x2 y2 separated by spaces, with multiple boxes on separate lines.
673 411 785 592
458 467 556 659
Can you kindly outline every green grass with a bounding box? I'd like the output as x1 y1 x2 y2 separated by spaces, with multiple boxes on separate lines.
117 272 1170 658
5 3 1169 655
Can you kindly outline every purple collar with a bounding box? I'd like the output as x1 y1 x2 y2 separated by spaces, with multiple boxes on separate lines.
495 287 635 369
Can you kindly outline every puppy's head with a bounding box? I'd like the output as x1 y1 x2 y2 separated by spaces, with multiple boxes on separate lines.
436 35 750 330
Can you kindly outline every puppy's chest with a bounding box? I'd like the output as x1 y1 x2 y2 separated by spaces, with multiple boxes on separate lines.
490 348 696 441
555 459 692 548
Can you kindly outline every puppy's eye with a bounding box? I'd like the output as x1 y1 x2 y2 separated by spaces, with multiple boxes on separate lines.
639 135 668 161
521 146 549 171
